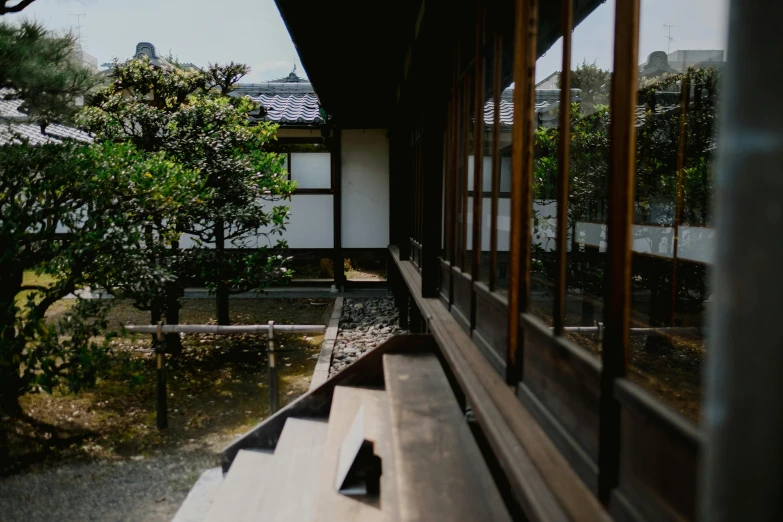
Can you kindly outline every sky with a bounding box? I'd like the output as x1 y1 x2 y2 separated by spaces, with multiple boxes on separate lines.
5 0 729 84
5 0 303 82
536 0 730 82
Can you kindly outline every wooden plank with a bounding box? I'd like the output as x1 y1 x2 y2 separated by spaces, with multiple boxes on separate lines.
599 0 641 503
172 468 224 522
384 353 511 522
249 418 329 521
422 112 445 298
473 282 509 374
553 0 573 335
222 331 437 471
314 386 398 522
204 450 274 522
470 5 486 283
507 0 538 385
489 32 502 291
612 379 700 522
332 127 344 289
460 73 471 270
389 248 611 522
310 297 344 391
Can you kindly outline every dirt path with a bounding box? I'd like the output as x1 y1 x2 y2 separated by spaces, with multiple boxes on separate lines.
0 298 333 521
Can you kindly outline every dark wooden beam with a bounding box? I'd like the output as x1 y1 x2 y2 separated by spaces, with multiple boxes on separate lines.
553 0 574 335
421 116 446 298
598 0 640 504
331 128 345 289
506 0 537 386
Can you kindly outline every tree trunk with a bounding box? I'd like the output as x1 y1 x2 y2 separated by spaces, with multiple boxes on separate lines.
0 270 26 418
165 237 183 354
215 220 230 325
165 281 182 355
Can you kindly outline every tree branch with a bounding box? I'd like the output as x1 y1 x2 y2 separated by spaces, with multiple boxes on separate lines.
19 285 48 293
0 0 38 14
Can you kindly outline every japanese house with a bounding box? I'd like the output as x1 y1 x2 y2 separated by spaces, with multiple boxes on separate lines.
185 0 782 521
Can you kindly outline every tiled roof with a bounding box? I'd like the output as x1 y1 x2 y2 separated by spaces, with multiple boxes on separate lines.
248 92 322 124
0 90 93 146
234 73 323 125
0 121 94 146
483 88 580 128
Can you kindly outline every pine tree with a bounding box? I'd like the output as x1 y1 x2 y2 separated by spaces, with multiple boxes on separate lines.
0 20 98 132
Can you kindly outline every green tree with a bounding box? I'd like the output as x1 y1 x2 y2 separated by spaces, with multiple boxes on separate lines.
0 142 200 416
534 67 720 321
0 0 38 15
0 20 98 132
80 57 295 329
557 60 612 109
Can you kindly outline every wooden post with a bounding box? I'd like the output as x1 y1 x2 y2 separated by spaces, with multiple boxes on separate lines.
332 128 345 290
670 73 690 327
489 33 502 292
553 0 573 336
421 115 445 298
215 219 230 326
267 320 279 415
598 0 641 503
409 296 424 333
506 0 538 385
155 321 168 430
471 4 486 288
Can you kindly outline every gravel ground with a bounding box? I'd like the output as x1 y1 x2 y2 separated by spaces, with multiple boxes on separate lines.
0 435 234 522
329 297 407 375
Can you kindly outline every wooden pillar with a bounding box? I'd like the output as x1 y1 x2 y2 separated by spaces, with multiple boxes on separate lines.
506 0 537 385
331 127 345 289
421 115 445 298
598 0 641 503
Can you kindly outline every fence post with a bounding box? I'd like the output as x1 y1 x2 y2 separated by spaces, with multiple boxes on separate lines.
267 320 279 415
155 321 168 430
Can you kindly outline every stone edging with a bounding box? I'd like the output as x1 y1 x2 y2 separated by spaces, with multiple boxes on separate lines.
308 296 343 391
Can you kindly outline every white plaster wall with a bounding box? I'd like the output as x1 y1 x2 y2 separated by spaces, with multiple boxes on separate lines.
341 129 390 248
277 194 333 248
178 194 333 249
467 155 512 192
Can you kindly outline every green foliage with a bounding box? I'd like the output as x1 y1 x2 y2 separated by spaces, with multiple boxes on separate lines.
0 20 99 131
557 60 612 107
0 141 201 413
80 57 295 311
533 67 721 301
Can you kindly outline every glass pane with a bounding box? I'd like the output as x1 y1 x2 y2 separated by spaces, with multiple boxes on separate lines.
458 72 473 272
626 0 727 424
532 0 615 352
495 119 512 292
290 152 330 189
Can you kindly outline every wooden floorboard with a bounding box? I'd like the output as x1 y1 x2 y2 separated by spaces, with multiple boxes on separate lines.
203 450 273 522
389 247 611 522
222 334 436 471
250 418 329 521
384 353 512 522
314 386 398 522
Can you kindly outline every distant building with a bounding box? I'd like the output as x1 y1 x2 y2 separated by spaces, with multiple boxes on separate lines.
0 88 93 146
667 49 725 72
639 51 679 79
536 71 559 90
639 50 726 79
